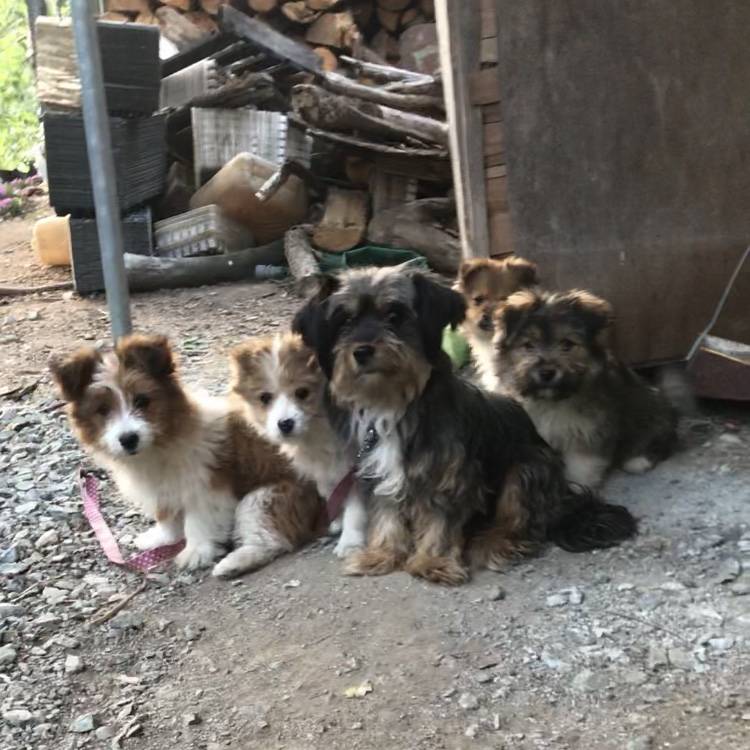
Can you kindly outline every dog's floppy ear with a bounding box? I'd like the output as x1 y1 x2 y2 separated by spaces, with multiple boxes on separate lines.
505 256 539 287
412 273 466 360
291 274 340 377
49 347 101 402
457 259 488 291
495 289 539 342
116 334 175 379
563 290 614 341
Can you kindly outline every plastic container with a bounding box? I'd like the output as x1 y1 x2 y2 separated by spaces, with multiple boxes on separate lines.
192 109 312 186
154 205 254 258
189 153 308 245
32 215 71 267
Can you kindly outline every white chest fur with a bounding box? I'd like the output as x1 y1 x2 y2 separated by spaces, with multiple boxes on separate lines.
352 410 406 501
281 427 350 498
524 397 604 453
468 336 500 392
94 394 236 519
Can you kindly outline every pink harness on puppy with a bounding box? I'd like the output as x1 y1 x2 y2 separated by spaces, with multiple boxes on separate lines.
79 470 186 572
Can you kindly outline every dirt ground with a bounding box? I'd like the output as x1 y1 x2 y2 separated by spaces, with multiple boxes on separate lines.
1 212 749 750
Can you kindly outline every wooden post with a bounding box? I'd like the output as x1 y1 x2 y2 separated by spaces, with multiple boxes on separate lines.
435 0 489 259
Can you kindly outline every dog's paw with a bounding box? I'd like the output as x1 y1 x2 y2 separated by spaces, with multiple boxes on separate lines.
333 532 365 559
328 518 343 536
135 524 180 550
175 543 217 571
622 456 654 474
212 555 241 579
405 554 469 586
344 548 401 576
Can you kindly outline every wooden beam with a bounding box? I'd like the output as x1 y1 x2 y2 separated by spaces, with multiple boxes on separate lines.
435 0 489 259
219 5 322 73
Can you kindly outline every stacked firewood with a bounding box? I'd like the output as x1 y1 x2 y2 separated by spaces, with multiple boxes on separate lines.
104 0 438 75
97 0 461 278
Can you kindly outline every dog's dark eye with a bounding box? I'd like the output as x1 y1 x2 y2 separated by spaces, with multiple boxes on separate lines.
559 339 576 352
473 295 486 305
259 392 273 406
386 304 406 327
295 387 310 401
96 403 110 417
522 340 536 352
133 394 150 410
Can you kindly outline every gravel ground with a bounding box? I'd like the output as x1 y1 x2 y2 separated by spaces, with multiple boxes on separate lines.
1 215 749 749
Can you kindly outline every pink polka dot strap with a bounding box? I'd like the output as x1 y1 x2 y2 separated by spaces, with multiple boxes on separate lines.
79 469 185 573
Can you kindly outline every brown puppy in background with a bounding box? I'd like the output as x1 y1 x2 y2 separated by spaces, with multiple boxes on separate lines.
456 256 538 390
50 335 323 577
494 289 678 488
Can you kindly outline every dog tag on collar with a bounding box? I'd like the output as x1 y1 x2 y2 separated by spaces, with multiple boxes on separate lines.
357 424 379 459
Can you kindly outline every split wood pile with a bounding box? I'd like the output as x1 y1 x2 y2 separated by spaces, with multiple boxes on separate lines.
104 0 439 74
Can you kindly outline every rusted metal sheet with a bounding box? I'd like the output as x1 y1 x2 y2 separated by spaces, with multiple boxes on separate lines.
495 0 750 365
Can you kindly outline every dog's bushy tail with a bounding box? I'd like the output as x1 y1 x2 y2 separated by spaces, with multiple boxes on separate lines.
548 486 637 552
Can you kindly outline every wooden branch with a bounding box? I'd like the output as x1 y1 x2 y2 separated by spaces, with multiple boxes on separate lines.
338 55 431 83
319 70 443 112
219 5 322 72
382 77 441 96
254 160 321 202
284 226 319 282
248 0 279 12
291 83 448 145
313 46 338 71
0 281 74 297
124 242 284 292
305 126 447 157
281 1 321 24
367 197 460 274
156 7 211 52
189 71 283 109
305 10 356 49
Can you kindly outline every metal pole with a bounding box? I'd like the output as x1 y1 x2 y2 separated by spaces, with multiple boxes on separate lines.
71 0 132 341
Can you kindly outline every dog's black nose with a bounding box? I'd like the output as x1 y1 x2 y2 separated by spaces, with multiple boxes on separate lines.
537 367 558 385
278 418 295 435
119 432 140 453
353 345 375 366
479 313 493 332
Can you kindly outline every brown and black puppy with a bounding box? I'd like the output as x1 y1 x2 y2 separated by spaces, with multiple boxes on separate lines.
50 334 323 576
456 256 538 390
293 267 636 586
494 289 678 488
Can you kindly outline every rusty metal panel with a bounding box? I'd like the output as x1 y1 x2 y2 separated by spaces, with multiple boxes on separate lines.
495 0 750 365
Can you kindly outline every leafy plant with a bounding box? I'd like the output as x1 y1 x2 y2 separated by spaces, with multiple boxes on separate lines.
0 0 39 171
0 175 43 219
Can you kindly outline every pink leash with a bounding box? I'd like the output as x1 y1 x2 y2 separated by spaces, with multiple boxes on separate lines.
326 470 355 523
79 470 185 572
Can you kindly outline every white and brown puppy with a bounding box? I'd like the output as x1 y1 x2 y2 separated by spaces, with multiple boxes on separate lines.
50 334 323 576
293 268 637 586
230 333 367 558
456 256 539 390
494 289 678 487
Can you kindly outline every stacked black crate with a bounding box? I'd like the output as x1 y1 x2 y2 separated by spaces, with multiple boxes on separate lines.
38 18 164 293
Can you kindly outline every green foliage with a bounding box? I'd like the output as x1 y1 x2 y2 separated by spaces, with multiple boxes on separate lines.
0 0 39 171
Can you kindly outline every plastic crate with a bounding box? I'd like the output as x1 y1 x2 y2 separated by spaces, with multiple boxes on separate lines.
191 108 312 185
154 205 254 258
